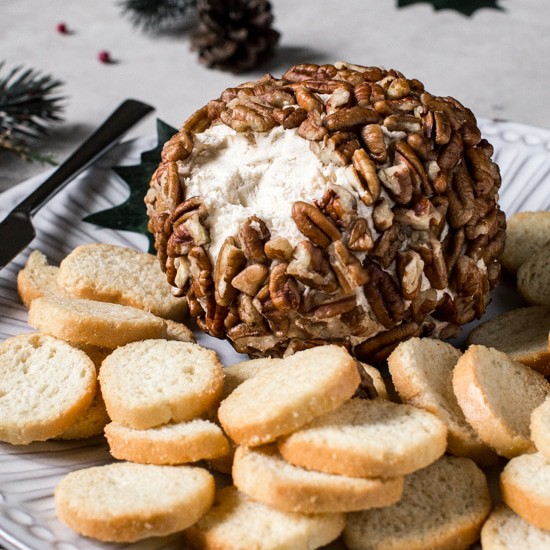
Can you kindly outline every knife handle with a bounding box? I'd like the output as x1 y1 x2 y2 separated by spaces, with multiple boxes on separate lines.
16 99 154 216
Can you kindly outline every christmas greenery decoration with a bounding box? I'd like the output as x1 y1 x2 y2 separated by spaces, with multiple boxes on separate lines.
120 0 197 30
397 0 502 15
83 119 177 253
191 0 280 73
0 62 65 163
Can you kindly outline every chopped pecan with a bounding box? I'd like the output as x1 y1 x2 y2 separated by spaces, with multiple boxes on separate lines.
396 250 424 300
237 293 265 327
220 103 276 133
442 226 465 273
254 85 295 108
214 237 246 307
351 148 381 205
354 322 421 364
292 201 342 247
354 82 372 106
287 241 338 293
384 114 421 133
420 93 466 131
239 216 271 264
464 145 501 197
411 289 439 323
166 211 210 258
451 256 482 297
188 246 214 299
264 237 294 261
161 130 194 162
394 141 431 195
406 132 436 162
360 124 388 163
153 162 183 213
294 78 353 95
410 232 448 290
372 198 394 232
446 162 475 228
325 86 352 113
295 86 324 113
312 132 361 165
346 217 374 252
269 263 301 311
433 111 452 145
311 295 357 320
168 196 207 232
181 106 210 134
363 260 406 329
316 186 358 228
328 240 369 294
283 63 325 82
224 305 241 331
386 77 411 100
323 105 379 131
353 362 379 400
370 223 404 269
297 110 328 141
378 164 413 205
174 256 191 291
438 131 463 172
393 196 442 231
232 263 270 296
433 293 476 325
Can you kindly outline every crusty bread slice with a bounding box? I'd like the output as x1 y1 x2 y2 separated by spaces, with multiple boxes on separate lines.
17 250 63 308
500 211 550 275
517 243 550 306
0 333 96 444
500 452 550 532
388 337 496 464
344 455 491 550
57 243 186 320
531 397 550 461
278 398 447 478
183 485 345 550
28 294 167 348
99 339 223 429
165 319 195 343
222 357 283 400
218 345 360 447
466 306 550 376
104 419 229 464
452 345 550 458
55 391 110 440
481 505 550 550
232 445 404 514
55 462 214 542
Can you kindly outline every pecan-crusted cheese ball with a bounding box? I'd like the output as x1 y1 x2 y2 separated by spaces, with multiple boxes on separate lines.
145 62 506 363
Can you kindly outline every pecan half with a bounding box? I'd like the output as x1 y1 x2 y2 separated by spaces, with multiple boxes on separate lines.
446 162 475 228
269 263 301 311
316 186 358 228
372 198 394 232
411 289 439 323
363 260 406 329
264 237 294 261
310 295 357 320
378 164 413 205
188 246 214 299
161 130 194 162
292 201 342 247
297 110 328 141
239 216 271 264
410 232 448 290
324 105 379 131
214 237 246 307
370 223 404 268
396 250 424 300
360 124 388 163
351 148 381 205
287 241 338 293
328 240 369 294
393 196 442 231
346 217 374 252
232 263 270 296
295 86 324 113
451 255 482 297
464 145 501 197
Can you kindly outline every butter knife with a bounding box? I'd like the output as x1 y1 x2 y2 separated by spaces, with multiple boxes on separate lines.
0 98 154 270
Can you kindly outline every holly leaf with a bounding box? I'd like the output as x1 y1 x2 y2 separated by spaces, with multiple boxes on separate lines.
397 0 503 16
83 119 177 253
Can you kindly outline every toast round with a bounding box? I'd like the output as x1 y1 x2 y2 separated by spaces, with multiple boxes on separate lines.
531 397 550 461
517 242 550 306
183 485 345 550
99 339 223 429
500 211 550 275
165 319 196 343
55 391 110 440
278 398 447 478
344 455 491 550
57 243 186 320
218 345 360 446
28 294 166 349
104 419 229 464
481 505 550 550
388 337 496 464
232 445 404 514
500 452 550 531
467 306 550 376
55 462 214 542
452 345 550 458
17 250 62 308
0 333 96 444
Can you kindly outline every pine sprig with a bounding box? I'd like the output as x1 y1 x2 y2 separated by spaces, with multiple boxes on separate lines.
120 0 197 30
0 62 65 163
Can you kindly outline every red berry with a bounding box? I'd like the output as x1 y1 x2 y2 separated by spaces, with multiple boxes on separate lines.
98 51 111 63
56 22 68 34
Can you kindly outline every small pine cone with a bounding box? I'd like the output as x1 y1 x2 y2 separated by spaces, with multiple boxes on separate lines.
191 0 280 73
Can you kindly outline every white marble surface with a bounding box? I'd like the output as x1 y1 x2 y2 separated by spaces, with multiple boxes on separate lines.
1 0 550 191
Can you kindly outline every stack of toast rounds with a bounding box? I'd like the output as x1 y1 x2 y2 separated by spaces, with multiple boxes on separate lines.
0 208 548 550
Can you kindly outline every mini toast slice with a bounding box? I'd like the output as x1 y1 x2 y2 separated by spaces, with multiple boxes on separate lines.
344 455 491 550
104 419 229 464
388 337 496 464
183 485 345 550
28 294 166 349
517 242 550 306
466 306 550 376
481 505 550 550
500 452 550 532
218 345 360 447
0 333 96 444
232 445 404 514
99 340 223 429
57 243 186 320
17 250 63 307
452 345 550 458
500 211 550 275
277 398 447 478
531 397 550 461
55 462 214 543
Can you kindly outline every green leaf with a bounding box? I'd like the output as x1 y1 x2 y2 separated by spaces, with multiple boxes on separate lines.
397 0 503 16
83 119 177 253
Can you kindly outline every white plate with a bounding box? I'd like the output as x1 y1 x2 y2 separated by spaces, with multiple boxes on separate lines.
0 120 549 550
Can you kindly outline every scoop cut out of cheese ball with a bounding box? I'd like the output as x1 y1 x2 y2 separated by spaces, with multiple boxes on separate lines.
145 62 505 363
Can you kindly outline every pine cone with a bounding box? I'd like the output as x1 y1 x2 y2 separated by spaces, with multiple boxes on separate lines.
191 0 280 73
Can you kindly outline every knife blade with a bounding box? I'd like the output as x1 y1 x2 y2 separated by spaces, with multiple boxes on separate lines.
0 98 154 270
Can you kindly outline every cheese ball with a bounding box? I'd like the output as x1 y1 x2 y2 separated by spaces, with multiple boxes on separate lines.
145 62 505 363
